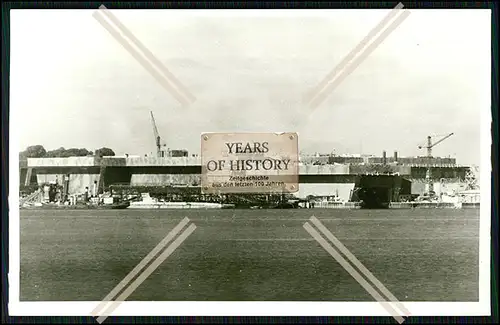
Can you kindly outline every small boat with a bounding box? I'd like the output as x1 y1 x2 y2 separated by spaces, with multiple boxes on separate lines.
95 202 130 209
127 193 229 209
22 201 130 210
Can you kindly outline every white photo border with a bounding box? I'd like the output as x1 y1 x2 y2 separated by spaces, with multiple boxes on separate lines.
8 8 492 318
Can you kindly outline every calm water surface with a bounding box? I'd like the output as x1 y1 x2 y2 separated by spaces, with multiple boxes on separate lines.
20 208 480 301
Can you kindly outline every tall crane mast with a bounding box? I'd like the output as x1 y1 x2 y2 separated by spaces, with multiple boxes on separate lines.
418 133 454 158
150 111 168 158
418 133 454 195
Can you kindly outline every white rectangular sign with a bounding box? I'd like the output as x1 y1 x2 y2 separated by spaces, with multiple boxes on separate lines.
200 132 299 194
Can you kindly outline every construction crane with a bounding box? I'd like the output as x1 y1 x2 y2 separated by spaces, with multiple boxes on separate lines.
150 111 169 158
418 133 454 195
418 133 454 158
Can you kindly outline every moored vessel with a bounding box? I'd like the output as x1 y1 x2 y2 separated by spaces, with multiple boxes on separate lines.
127 193 233 209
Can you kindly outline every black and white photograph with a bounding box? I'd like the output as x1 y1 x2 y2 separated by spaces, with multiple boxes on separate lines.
9 5 491 320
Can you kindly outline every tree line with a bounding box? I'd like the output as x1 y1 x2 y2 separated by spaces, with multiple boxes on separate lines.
19 145 116 159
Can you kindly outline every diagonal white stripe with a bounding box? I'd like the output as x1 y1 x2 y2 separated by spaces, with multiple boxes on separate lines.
304 2 405 103
97 5 196 103
304 222 406 323
307 9 411 110
95 223 197 323
92 10 193 107
310 215 411 317
91 217 190 317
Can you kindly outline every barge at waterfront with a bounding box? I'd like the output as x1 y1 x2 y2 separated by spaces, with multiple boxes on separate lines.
21 201 130 210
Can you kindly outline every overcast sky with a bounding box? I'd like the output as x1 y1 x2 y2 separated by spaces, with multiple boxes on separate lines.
10 9 490 165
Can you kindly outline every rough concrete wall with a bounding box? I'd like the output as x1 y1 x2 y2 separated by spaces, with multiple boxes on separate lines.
396 165 412 175
299 164 349 175
68 174 101 195
100 157 127 167
348 164 411 175
36 174 64 185
409 166 468 179
130 174 200 186
20 169 27 185
410 180 467 195
36 174 101 195
410 181 426 195
28 157 96 167
436 181 467 195
300 156 330 164
296 183 355 201
126 157 201 166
